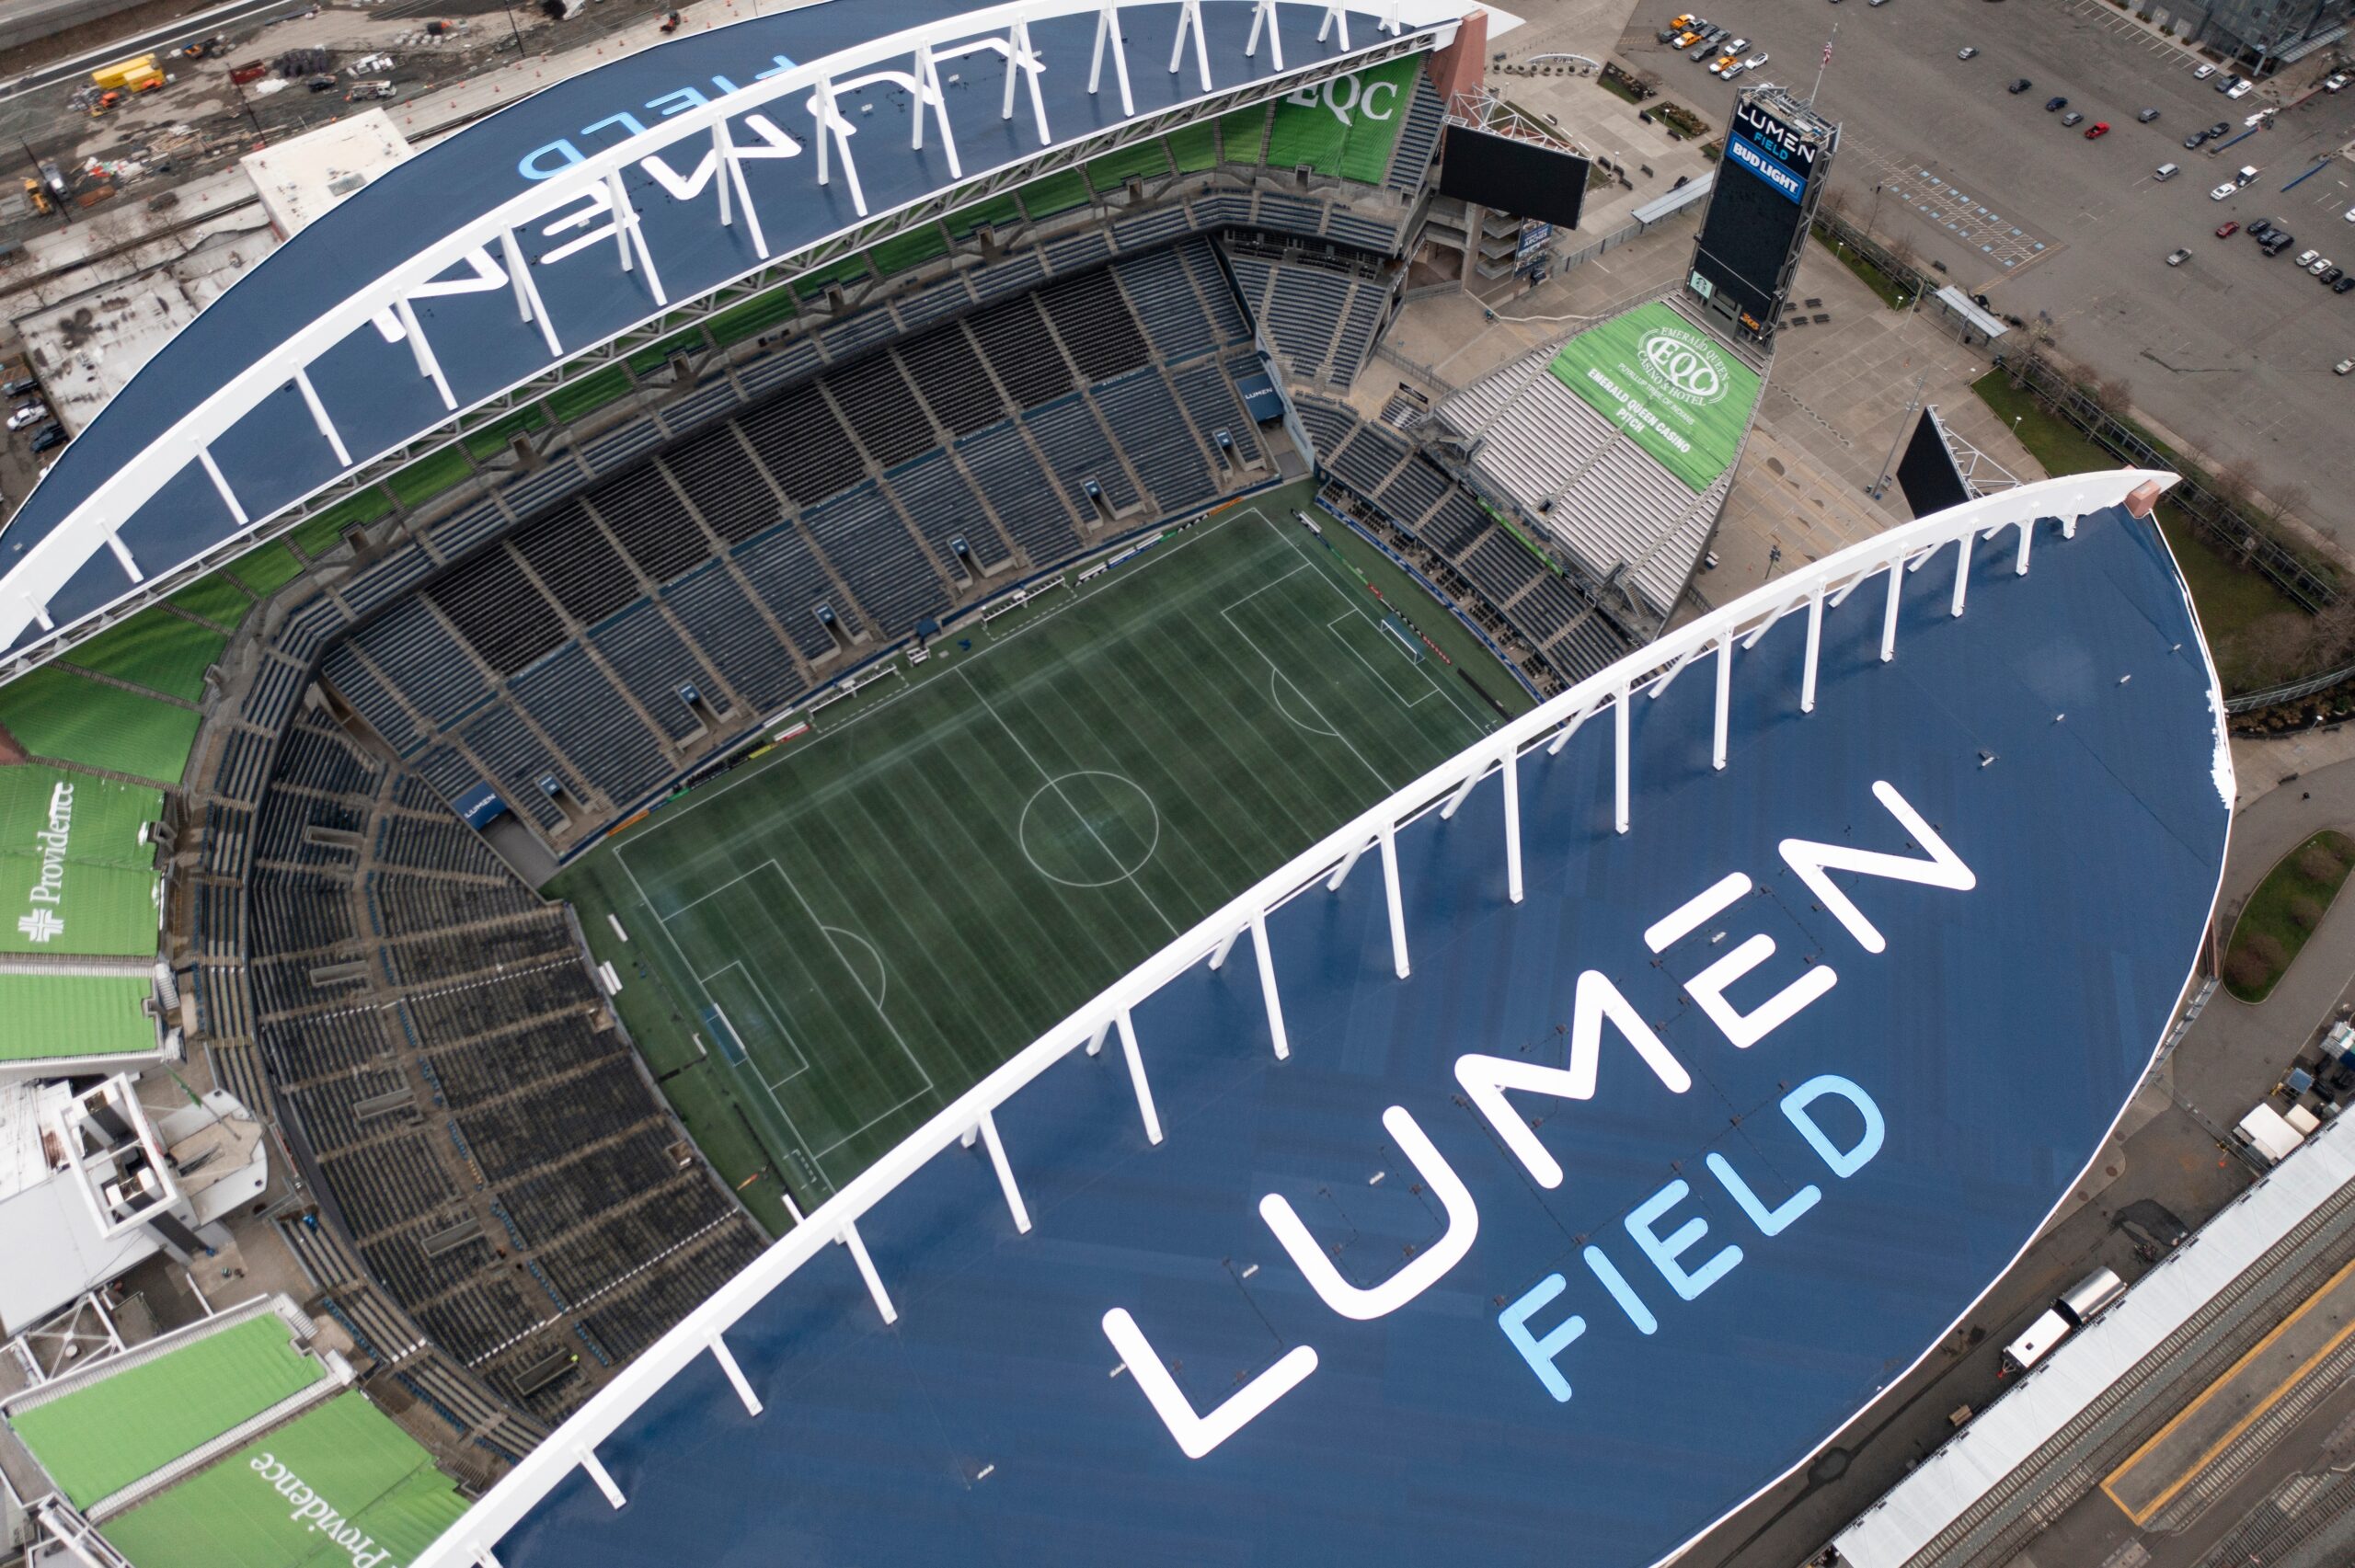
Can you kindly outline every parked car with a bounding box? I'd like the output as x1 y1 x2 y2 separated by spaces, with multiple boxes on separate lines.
2137 107 2161 122
1689 39 1717 60
2008 77 2032 93
2166 248 2190 266
4 404 44 431
1708 52 1737 71
2298 247 2321 267
2237 164 2260 185
2263 234 2294 256
2216 220 2239 237
2326 73 2347 91
2062 109 2085 126
1720 61 1746 80
2155 161 2180 180
2211 181 2239 199
2338 359 2354 374
2228 79 2255 97
2250 222 2279 241
2208 120 2229 137
29 424 63 452
2345 207 2355 222
2045 95 2068 111
2193 62 2216 79
2185 129 2211 148
2335 275 2355 292
1958 45 1979 59
2215 72 2241 92
2313 256 2336 275
2085 120 2110 138
2323 266 2345 285
0 376 37 398
1742 51 1767 69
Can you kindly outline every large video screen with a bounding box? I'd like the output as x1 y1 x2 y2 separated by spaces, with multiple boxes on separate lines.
1691 164 1805 323
1896 409 1974 520
1436 125 1591 230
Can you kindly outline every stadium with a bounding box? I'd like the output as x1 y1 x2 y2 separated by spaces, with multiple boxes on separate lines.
0 3 2233 1568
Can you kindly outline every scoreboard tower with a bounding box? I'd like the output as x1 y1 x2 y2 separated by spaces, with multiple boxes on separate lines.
1687 86 1839 345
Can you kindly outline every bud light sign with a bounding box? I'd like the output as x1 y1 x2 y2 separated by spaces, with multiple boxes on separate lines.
1726 131 1805 204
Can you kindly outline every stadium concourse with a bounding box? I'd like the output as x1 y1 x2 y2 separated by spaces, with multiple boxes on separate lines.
0 5 2236 1568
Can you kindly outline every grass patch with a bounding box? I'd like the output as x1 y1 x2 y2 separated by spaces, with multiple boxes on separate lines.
544 364 633 425
384 446 474 511
2223 830 2355 1001
1970 370 2304 691
166 573 257 630
1810 225 1913 310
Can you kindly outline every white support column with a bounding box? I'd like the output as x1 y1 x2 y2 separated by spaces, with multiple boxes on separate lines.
292 368 350 466
1171 0 1212 89
606 169 667 304
1116 1009 1164 1145
1950 532 1970 617
1249 910 1289 1060
500 227 564 357
839 1220 898 1324
1318 2 1351 49
1087 1017 1109 1057
2062 511 2078 539
475 1551 505 1568
576 1446 626 1510
914 44 964 177
1801 587 1824 714
2015 518 2034 576
1207 924 1240 970
1879 560 1902 663
1378 821 1409 979
1547 695 1599 756
959 1123 979 1148
812 80 868 216
979 1109 1032 1232
718 121 771 259
1711 635 1731 772
1327 837 1367 891
196 449 247 527
1502 743 1523 905
708 1333 764 1416
1380 0 1404 34
603 170 635 274
1015 17 1051 144
1246 0 1284 68
100 527 140 582
1613 683 1631 834
18 594 52 633
392 295 456 410
1439 762 1482 820
1090 2 1137 115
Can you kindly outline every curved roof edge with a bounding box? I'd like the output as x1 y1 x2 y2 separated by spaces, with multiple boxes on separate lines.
408 466 2214 1568
0 0 1479 673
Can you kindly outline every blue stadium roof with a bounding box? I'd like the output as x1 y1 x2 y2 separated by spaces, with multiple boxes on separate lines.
0 0 1471 663
424 486 2230 1568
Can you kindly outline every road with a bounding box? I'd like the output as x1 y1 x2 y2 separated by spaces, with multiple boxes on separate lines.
1616 0 2355 542
0 0 300 108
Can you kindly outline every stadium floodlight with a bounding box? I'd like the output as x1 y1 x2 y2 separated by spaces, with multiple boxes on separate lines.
409 466 2225 1568
0 0 1481 678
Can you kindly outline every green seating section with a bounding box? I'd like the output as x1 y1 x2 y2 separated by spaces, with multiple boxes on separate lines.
60 608 226 703
7 1315 323 1508
0 666 200 784
0 972 155 1062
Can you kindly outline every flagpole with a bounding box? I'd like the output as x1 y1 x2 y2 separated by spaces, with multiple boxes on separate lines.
1809 22 1836 105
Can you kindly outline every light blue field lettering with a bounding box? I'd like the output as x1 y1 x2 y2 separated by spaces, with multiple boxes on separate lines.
1782 1074 1886 1177
1706 1150 1821 1237
1499 1274 1586 1402
1626 1179 1742 1302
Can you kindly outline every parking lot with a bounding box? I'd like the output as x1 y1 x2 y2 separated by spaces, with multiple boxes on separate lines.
1617 0 2355 542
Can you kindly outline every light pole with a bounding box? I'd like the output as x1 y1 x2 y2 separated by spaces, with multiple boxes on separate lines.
504 6 525 53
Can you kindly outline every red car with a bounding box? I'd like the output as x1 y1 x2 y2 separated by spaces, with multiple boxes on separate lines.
2216 220 2239 237
2085 121 2110 139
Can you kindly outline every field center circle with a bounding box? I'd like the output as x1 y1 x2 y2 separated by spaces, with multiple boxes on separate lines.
1018 772 1161 888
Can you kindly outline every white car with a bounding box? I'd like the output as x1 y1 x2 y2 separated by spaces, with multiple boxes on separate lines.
4 404 44 431
2328 74 2349 92
2193 63 2216 78
2298 247 2321 267
2313 256 2336 275
1720 61 1747 80
1958 45 1980 58
2211 181 2238 200
2227 79 2255 97
1743 51 1767 68
2344 206 2355 222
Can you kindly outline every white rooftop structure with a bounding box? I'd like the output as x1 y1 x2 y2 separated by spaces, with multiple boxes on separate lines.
0 1076 267 1336
239 109 414 241
1831 1108 2355 1568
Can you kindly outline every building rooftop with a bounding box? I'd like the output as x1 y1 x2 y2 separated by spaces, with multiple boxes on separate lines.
239 109 414 241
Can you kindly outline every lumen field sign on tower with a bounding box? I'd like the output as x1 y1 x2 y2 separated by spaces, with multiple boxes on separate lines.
1548 303 1762 493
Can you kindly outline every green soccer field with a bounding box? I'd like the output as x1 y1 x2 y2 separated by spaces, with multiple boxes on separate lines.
556 483 1522 1228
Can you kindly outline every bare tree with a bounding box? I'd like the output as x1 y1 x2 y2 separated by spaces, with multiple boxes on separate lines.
2308 594 2355 668
2240 612 2317 685
2208 458 2257 516
2089 376 2134 416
